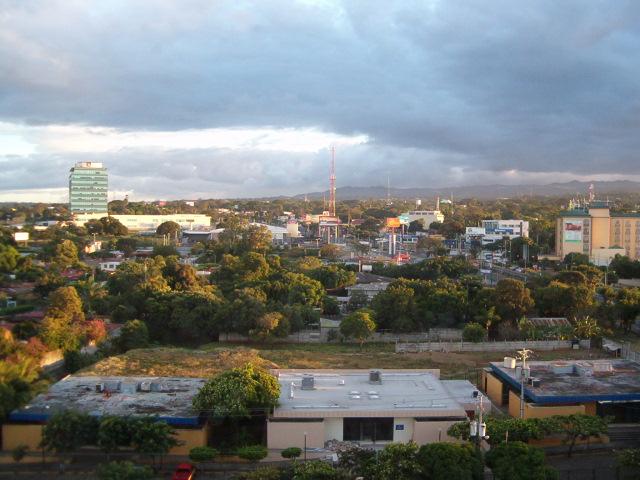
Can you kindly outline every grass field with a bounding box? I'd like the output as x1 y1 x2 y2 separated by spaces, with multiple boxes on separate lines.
80 342 601 381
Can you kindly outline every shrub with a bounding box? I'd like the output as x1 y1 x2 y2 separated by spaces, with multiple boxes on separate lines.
237 444 268 462
462 322 486 342
281 447 302 459
189 446 219 462
11 445 28 463
97 461 154 480
236 467 282 480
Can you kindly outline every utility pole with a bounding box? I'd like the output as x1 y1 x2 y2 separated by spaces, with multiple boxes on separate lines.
471 392 488 450
516 348 533 419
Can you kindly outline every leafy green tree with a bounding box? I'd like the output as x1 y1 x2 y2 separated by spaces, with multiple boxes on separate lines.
97 461 153 480
0 244 20 273
115 320 149 351
310 265 357 289
573 316 601 339
616 448 640 469
462 322 486 342
416 442 483 480
319 243 340 260
41 410 99 453
240 225 272 253
53 239 79 268
100 217 129 236
340 309 376 348
98 416 133 454
156 221 181 237
485 442 557 480
494 279 533 322
558 414 608 457
162 257 199 291
130 418 178 458
371 442 421 480
322 295 341 315
347 290 369 312
250 312 283 339
152 244 179 257
293 460 349 479
372 284 416 332
563 252 590 267
193 364 280 418
40 286 86 351
284 272 324 306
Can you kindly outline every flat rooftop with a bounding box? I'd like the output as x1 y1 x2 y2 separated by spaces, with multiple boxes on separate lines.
490 359 640 404
273 369 468 419
10 376 205 426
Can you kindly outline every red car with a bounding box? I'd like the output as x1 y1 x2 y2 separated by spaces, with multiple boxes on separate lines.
172 463 196 480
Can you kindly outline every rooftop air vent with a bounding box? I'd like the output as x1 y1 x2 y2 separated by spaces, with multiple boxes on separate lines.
301 375 315 390
369 370 382 385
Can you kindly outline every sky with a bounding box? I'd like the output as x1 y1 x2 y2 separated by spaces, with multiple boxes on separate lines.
1 0 640 202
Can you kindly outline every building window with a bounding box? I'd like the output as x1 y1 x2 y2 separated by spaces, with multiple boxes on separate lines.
343 417 393 442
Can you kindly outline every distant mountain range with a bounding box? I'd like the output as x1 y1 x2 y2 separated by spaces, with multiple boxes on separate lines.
294 180 640 201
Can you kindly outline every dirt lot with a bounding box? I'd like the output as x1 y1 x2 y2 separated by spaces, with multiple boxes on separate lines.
80 342 603 380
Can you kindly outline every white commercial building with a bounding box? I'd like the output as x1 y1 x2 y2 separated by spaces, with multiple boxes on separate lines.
73 213 212 232
402 210 445 229
481 219 529 238
267 369 480 449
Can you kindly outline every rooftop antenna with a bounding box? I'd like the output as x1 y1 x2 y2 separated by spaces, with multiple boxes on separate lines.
588 183 595 203
516 348 533 418
329 146 336 216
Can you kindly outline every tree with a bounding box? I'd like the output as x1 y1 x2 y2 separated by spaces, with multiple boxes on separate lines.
416 443 482 480
47 286 85 322
192 364 280 418
240 225 272 253
100 217 128 236
98 416 133 455
0 244 20 273
340 309 376 348
563 252 590 267
156 221 181 237
293 460 349 479
322 295 341 315
53 239 79 268
41 410 99 454
372 284 416 332
462 322 486 342
115 320 149 351
250 312 283 339
573 316 601 339
485 442 557 480
319 243 340 260
347 290 369 312
371 442 421 480
558 414 608 457
130 418 178 458
40 286 86 351
494 279 533 322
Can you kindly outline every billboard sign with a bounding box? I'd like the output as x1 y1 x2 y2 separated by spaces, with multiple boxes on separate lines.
13 232 29 242
564 220 583 243
398 214 410 225
386 217 401 228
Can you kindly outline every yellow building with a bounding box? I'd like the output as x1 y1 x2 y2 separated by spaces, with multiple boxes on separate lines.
481 359 640 422
73 213 212 232
2 376 209 456
556 201 639 264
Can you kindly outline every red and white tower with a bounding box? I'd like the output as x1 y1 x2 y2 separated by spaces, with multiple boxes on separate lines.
329 146 336 217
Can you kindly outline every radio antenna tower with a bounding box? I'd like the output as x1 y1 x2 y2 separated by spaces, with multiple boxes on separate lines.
386 175 392 206
329 146 336 216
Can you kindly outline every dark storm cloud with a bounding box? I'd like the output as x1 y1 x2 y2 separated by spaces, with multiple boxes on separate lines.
1 0 640 198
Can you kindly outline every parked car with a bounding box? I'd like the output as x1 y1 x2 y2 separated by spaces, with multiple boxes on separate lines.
172 463 196 480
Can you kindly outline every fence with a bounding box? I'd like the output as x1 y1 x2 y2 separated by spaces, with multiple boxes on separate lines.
396 339 591 353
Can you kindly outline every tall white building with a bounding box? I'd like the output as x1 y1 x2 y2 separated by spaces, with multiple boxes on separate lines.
402 210 445 229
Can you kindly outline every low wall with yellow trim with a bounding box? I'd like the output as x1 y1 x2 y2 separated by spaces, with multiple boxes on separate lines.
171 425 209 455
2 424 42 451
508 390 586 419
484 371 504 406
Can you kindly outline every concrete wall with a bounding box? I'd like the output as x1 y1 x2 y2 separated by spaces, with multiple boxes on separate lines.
508 390 585 419
393 418 414 443
2 424 42 451
484 371 504 406
397 340 577 353
267 421 324 449
172 426 208 455
412 420 458 444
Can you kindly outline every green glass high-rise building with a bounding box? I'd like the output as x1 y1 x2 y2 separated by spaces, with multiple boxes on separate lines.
69 162 108 214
